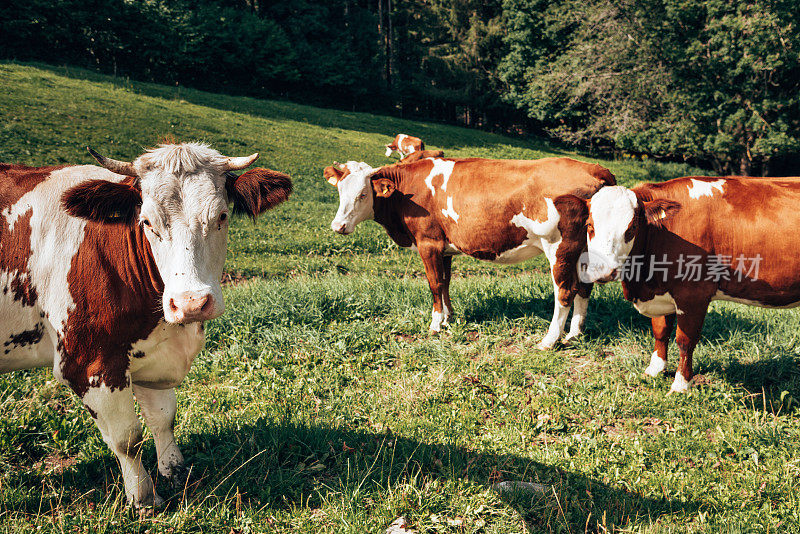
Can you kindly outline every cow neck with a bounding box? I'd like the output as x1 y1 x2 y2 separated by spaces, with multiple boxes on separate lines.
80 220 165 306
129 222 165 299
371 166 414 247
61 219 164 398
629 212 650 259
620 211 657 300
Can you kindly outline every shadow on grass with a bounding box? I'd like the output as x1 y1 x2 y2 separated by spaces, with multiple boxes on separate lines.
4 420 703 531
704 350 800 413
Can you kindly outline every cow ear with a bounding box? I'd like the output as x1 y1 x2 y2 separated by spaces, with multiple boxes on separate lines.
61 178 141 224
372 177 396 197
323 165 345 186
226 168 292 219
643 198 681 228
553 194 590 237
553 194 589 219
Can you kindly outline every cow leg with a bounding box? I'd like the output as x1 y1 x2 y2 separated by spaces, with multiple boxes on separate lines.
563 283 591 343
81 384 162 506
645 314 676 377
442 255 453 325
419 246 447 333
133 385 187 488
669 309 707 394
537 273 572 350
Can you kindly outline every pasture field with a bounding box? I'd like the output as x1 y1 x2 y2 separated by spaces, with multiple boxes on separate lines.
1 62 800 533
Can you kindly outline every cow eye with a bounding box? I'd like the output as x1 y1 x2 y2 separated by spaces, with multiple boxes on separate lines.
217 211 229 230
141 218 152 228
358 193 367 200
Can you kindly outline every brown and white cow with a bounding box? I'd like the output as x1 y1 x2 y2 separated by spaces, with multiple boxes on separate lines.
573 176 800 393
399 150 445 164
324 157 615 348
385 134 425 158
0 143 291 506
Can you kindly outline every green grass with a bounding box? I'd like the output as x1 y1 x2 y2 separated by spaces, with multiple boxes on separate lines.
2 62 799 533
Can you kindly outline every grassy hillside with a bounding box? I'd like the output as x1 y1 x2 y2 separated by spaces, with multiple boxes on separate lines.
0 62 700 278
2 62 800 533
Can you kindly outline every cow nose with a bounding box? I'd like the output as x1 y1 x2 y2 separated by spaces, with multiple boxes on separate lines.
597 269 618 284
333 222 349 234
168 291 215 323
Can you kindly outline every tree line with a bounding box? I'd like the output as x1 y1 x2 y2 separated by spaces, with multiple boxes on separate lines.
2 0 798 174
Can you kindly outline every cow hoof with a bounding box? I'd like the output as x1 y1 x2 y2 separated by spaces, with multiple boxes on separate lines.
643 352 666 377
133 491 164 509
428 324 449 336
165 464 190 490
535 340 557 351
561 335 579 346
667 372 692 394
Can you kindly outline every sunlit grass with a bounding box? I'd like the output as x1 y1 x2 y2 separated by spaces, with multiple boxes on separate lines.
2 62 797 533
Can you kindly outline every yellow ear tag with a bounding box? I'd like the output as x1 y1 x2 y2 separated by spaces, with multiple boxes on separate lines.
382 184 392 195
659 209 666 219
327 176 339 186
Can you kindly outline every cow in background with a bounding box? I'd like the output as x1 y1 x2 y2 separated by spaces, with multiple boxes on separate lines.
324 157 615 348
0 143 291 506
400 150 445 164
385 134 425 158
574 176 800 393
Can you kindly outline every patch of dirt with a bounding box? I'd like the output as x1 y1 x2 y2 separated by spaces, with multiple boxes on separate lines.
34 452 79 475
692 373 711 386
640 417 676 435
498 343 523 356
602 424 632 440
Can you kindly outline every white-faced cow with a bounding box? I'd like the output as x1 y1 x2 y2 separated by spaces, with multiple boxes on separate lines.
324 157 615 348
0 142 291 506
572 176 800 393
385 134 425 158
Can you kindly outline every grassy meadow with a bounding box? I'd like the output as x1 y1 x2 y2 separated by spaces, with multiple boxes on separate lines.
1 62 800 533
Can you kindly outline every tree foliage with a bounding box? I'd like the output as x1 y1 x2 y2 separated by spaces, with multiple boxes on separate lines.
2 0 799 172
500 0 800 174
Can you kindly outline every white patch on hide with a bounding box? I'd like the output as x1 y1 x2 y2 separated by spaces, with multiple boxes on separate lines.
687 179 725 199
633 293 678 318
493 198 559 265
129 321 205 389
424 159 456 196
441 196 459 222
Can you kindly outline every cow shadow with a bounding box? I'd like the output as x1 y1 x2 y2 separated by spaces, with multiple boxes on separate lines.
706 351 800 411
3 419 703 531
457 283 648 341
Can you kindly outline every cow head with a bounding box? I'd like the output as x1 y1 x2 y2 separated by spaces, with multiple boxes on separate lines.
62 142 291 324
577 186 680 283
326 161 385 235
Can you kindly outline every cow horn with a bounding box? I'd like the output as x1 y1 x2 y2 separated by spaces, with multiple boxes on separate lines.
223 153 259 171
87 147 138 177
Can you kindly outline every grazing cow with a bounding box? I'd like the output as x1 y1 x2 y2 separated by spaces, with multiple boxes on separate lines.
573 176 800 393
399 150 445 164
385 134 425 158
324 157 615 347
0 143 291 506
